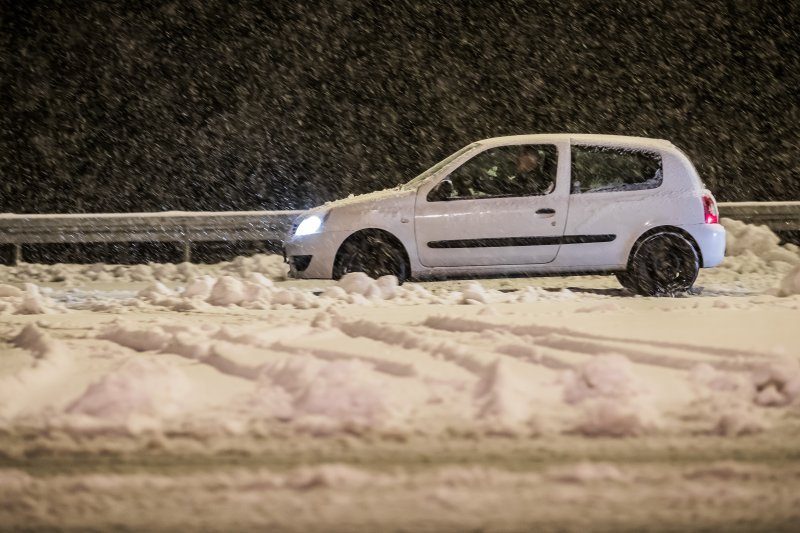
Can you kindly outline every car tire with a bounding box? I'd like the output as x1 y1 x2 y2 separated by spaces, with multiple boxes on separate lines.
627 232 700 296
333 232 409 283
615 271 638 293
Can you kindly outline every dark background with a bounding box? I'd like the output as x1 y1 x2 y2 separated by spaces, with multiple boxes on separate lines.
2 0 799 215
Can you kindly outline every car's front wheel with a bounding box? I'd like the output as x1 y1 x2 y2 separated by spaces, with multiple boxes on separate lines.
627 232 700 296
333 231 409 283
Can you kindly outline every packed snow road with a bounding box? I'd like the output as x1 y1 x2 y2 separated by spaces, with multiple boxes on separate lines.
1 218 799 530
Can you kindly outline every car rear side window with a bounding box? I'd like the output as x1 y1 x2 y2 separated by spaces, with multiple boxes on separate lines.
571 145 662 194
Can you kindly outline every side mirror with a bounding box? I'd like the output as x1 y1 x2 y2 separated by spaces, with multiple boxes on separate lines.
428 179 454 202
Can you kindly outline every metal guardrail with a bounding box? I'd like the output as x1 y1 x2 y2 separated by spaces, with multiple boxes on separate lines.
718 202 800 231
0 211 302 264
0 202 797 265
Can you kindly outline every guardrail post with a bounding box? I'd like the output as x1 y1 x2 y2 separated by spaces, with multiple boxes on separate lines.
13 244 22 266
182 241 191 263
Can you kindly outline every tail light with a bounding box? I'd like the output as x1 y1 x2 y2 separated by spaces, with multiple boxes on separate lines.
702 192 719 224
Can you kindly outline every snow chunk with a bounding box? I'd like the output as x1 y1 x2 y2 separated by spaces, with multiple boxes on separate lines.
182 275 217 299
563 355 647 404
565 356 658 437
0 283 65 315
11 323 60 358
752 358 800 407
574 399 658 437
715 407 768 436
336 273 399 300
137 282 176 300
690 363 753 397
461 282 492 304
1 325 70 418
99 323 173 352
287 464 376 490
0 284 22 297
67 358 191 419
293 360 391 424
776 264 800 296
474 358 534 426
547 462 627 483
220 254 288 280
207 276 250 306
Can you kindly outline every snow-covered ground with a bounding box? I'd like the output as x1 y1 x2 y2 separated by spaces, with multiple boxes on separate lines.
1 218 800 530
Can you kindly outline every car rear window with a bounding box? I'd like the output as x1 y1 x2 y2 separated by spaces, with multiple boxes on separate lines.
571 145 662 194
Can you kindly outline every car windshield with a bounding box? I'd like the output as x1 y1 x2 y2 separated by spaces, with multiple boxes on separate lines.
400 143 480 189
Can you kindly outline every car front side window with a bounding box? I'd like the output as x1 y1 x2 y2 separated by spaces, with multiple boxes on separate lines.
427 144 558 202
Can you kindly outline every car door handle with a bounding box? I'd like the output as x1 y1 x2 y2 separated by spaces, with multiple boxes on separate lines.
535 208 556 216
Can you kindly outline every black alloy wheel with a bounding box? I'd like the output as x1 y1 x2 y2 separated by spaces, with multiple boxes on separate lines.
615 270 638 293
334 233 408 283
628 233 700 296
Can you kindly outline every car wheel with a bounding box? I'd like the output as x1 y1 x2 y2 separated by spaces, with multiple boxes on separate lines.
628 232 699 296
615 271 638 293
334 233 408 283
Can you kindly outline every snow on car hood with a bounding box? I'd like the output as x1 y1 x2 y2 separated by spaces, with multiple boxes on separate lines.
321 187 414 211
299 187 415 222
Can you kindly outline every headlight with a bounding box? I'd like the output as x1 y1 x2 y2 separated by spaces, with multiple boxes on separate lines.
294 215 323 236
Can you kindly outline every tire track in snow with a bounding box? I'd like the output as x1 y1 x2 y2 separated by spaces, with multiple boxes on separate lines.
421 315 774 367
338 318 575 374
337 319 489 375
269 341 418 377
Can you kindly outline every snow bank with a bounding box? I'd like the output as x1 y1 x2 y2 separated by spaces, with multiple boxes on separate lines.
133 273 583 312
0 254 289 284
721 219 800 275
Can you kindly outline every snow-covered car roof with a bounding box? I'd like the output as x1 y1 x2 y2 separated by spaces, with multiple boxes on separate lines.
477 134 674 152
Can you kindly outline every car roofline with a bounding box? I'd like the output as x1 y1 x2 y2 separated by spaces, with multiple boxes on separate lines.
475 134 674 151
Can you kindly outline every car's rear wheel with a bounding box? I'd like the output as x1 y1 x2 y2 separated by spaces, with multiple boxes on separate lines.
333 231 409 283
615 271 638 293
627 232 700 296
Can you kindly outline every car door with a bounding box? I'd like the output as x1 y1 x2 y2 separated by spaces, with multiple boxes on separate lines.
414 142 570 267
560 142 666 267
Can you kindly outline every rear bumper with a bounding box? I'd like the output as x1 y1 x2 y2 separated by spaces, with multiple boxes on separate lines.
681 223 726 268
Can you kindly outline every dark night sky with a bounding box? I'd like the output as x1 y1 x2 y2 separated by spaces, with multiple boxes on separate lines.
1 0 799 214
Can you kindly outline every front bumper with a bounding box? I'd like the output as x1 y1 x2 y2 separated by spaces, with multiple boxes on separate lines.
284 230 351 279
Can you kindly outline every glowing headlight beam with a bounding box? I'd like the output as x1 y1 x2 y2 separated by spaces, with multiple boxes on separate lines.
294 215 323 236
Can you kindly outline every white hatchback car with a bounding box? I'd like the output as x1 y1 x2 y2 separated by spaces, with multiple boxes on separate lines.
284 134 726 295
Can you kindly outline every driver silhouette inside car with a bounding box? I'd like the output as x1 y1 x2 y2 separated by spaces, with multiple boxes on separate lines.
512 146 555 196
